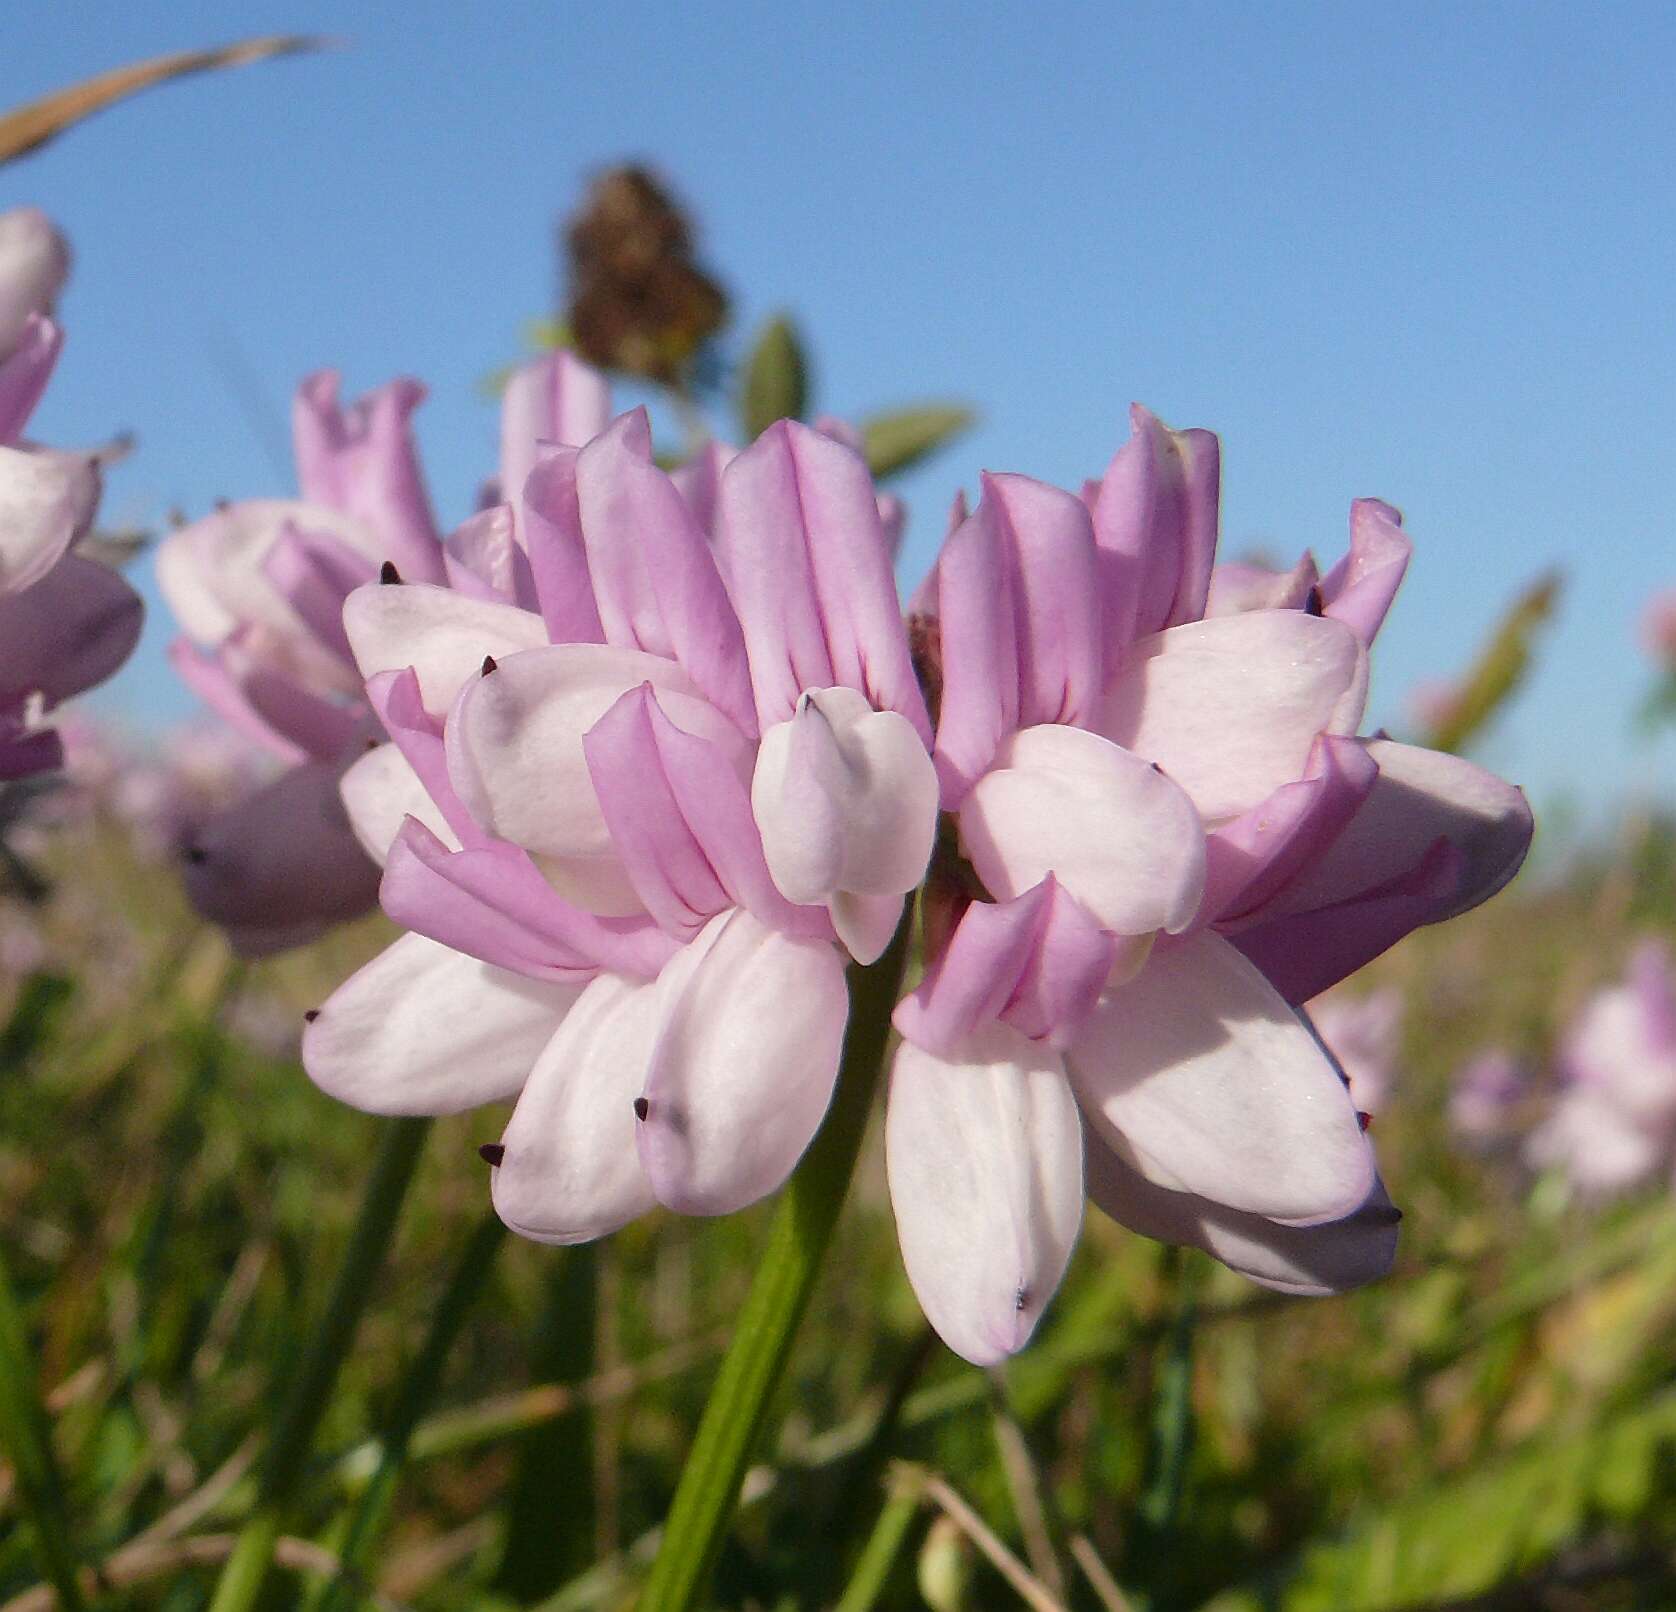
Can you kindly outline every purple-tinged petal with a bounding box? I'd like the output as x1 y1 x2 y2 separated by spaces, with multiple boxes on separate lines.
1204 553 1320 617
894 877 1117 1055
877 493 906 562
520 446 607 644
716 421 929 741
0 553 142 707
752 687 938 950
260 524 377 663
182 759 381 953
0 315 61 443
292 371 443 582
167 638 309 763
442 504 526 603
1265 740 1532 928
983 471 1103 730
636 909 849 1215
499 350 612 516
1100 611 1368 823
223 649 363 761
930 501 1019 802
381 816 677 983
342 580 549 717
885 1026 1084 1365
1067 930 1375 1223
1085 1132 1399 1295
340 742 456 865
1318 499 1411 647
0 443 99 593
669 439 737 537
958 724 1205 936
304 931 576 1115
1306 988 1403 1115
1197 734 1378 927
576 411 757 734
0 209 69 363
490 972 660 1243
363 667 483 846
1232 838 1465 1005
905 490 965 620
0 719 62 780
586 683 828 940
446 642 747 915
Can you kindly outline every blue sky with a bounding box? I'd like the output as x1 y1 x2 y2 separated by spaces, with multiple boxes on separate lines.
6 1 1674 825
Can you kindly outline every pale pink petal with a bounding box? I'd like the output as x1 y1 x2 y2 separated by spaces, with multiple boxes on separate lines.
303 931 576 1115
167 638 309 763
1100 611 1368 823
490 972 660 1243
441 504 524 603
1085 1132 1399 1295
669 440 737 537
1204 553 1320 617
445 643 746 915
0 316 62 445
1067 931 1375 1223
636 910 849 1215
339 742 456 866
342 580 549 716
260 523 377 662
0 210 69 362
885 1027 1084 1365
499 350 612 515
520 446 607 644
958 724 1205 936
1318 499 1411 647
0 443 99 594
830 890 906 968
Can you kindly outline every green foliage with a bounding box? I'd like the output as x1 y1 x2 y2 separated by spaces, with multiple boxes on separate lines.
739 314 810 438
1422 570 1562 754
861 405 977 480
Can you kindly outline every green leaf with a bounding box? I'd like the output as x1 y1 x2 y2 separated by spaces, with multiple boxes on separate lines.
861 405 975 480
740 314 810 438
1420 569 1561 755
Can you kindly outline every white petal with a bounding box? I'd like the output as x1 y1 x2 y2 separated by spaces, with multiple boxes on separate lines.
491 973 660 1243
446 642 747 915
637 910 849 1215
0 444 98 594
339 742 456 866
342 581 550 716
958 723 1205 936
831 889 906 967
886 1026 1084 1365
1100 612 1368 822
1067 931 1374 1222
303 932 579 1115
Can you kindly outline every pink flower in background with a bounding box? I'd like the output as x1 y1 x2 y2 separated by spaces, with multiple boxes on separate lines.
1641 588 1676 670
1308 986 1403 1115
305 405 939 1241
1526 940 1676 1198
0 208 142 781
1449 1047 1529 1148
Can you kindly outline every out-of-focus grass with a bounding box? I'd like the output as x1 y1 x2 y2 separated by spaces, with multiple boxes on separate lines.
2 803 1676 1611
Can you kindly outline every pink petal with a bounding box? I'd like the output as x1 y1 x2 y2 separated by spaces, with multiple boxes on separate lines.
958 723 1205 936
167 638 309 763
1085 1131 1399 1296
339 742 457 866
1318 499 1412 646
716 421 929 741
304 931 577 1115
0 209 70 363
1066 931 1375 1223
885 1027 1084 1365
0 553 142 708
1100 611 1368 823
636 910 849 1215
442 504 526 603
519 445 607 643
669 439 737 536
342 580 549 717
446 643 746 915
260 523 377 663
490 972 661 1243
499 350 612 515
0 315 62 443
363 667 483 846
1204 553 1320 617
575 411 756 734
894 878 1117 1054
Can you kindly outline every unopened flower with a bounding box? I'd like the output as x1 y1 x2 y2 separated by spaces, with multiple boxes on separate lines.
0 208 141 782
1526 940 1676 1197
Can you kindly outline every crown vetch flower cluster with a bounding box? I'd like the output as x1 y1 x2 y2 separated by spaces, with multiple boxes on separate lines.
0 208 142 778
281 361 1530 1363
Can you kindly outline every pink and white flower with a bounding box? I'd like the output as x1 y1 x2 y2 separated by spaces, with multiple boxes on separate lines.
1308 986 1403 1115
0 208 142 780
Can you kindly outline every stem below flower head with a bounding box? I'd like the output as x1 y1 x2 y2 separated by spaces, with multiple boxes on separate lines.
636 911 912 1612
206 1115 431 1612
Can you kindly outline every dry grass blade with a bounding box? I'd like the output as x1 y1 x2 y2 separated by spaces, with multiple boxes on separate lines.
0 37 332 166
1068 1534 1137 1612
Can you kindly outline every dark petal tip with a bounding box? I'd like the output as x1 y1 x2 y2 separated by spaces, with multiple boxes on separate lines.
379 560 403 585
478 1143 506 1167
481 654 498 676
303 1009 320 1023
632 1097 649 1122
183 844 208 865
1305 584 1325 617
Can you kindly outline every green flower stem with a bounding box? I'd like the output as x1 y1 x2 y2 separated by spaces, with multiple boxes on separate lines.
832 1486 923 1612
636 914 911 1612
206 1115 431 1612
314 1208 506 1612
0 1241 88 1612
